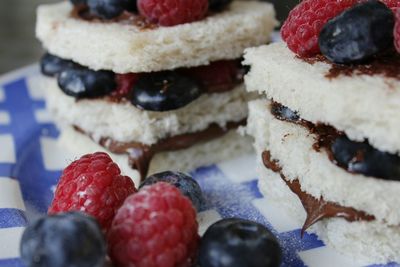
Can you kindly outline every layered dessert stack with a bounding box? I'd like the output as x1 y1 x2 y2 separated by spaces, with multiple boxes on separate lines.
245 0 400 263
36 0 277 182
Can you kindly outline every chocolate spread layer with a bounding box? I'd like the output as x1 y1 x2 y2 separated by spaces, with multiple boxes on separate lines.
299 51 400 80
71 5 158 30
76 120 245 180
261 150 374 234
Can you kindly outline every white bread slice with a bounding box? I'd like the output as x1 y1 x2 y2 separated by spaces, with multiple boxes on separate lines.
43 77 253 145
244 43 400 155
247 99 400 226
36 1 277 73
59 126 253 186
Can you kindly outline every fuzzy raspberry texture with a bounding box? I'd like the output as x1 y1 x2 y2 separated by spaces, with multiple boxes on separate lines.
111 73 140 97
382 0 400 12
48 152 136 232
108 182 199 267
182 60 243 93
281 0 358 57
395 9 400 53
138 0 208 26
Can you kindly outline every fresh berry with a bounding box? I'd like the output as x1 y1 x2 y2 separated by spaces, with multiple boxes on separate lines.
395 8 400 53
131 71 202 111
198 218 282 267
111 73 140 97
87 0 127 19
381 0 400 12
40 53 77 77
48 152 136 231
58 66 116 98
331 135 400 181
319 1 394 64
209 0 232 11
182 60 242 92
20 212 106 267
123 0 138 12
138 0 208 26
140 171 205 211
281 0 358 57
108 182 199 267
70 0 88 5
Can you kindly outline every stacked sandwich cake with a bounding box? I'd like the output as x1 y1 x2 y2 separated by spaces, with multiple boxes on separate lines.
245 0 400 263
36 0 277 183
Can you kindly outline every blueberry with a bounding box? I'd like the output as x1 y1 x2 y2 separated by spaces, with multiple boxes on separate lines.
122 0 137 12
20 212 106 267
199 218 282 267
58 66 116 98
87 0 126 19
270 102 300 122
209 0 233 12
319 1 395 64
40 53 77 77
70 0 87 5
331 135 400 180
140 171 205 211
131 71 202 111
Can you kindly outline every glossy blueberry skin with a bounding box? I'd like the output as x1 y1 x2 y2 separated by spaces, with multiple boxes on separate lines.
140 171 205 211
57 66 116 98
332 136 400 181
87 0 127 19
40 53 77 77
209 0 233 11
319 1 394 64
131 71 202 111
20 212 106 267
199 218 282 267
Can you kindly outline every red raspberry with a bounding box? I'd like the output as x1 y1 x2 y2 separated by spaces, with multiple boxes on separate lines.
281 0 358 57
138 0 209 26
111 73 140 97
108 182 199 267
48 152 136 232
381 0 400 12
181 60 242 93
395 9 400 53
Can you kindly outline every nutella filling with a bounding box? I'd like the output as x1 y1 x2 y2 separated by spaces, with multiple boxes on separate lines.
261 150 374 235
299 51 400 80
271 102 400 181
76 120 245 180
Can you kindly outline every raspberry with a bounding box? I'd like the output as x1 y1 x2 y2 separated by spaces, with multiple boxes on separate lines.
181 60 243 93
108 182 199 267
381 0 400 12
48 152 136 232
395 9 400 53
138 0 208 26
281 0 358 57
111 73 140 97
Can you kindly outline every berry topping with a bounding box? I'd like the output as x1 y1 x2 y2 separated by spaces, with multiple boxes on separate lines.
382 0 400 12
138 0 208 26
58 66 116 98
331 135 400 181
198 218 282 267
20 212 106 267
140 171 205 211
48 152 136 232
87 0 128 19
395 9 400 53
281 0 358 57
182 60 243 93
208 0 232 12
108 182 199 267
131 71 202 111
319 1 394 64
40 53 77 77
111 73 140 97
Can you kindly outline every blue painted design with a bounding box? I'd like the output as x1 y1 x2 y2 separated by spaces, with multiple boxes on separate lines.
0 209 27 228
0 258 24 267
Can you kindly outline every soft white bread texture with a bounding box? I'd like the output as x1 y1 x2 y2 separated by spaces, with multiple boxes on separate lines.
60 126 253 186
244 42 400 155
247 99 400 225
248 100 400 264
36 1 277 73
43 77 253 145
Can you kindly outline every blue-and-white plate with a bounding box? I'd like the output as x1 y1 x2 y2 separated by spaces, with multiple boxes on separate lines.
0 65 397 267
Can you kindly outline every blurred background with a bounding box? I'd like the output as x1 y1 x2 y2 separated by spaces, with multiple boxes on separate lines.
0 0 298 74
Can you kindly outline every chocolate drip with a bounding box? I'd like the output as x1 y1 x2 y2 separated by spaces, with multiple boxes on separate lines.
77 120 245 180
299 51 400 80
261 151 375 235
